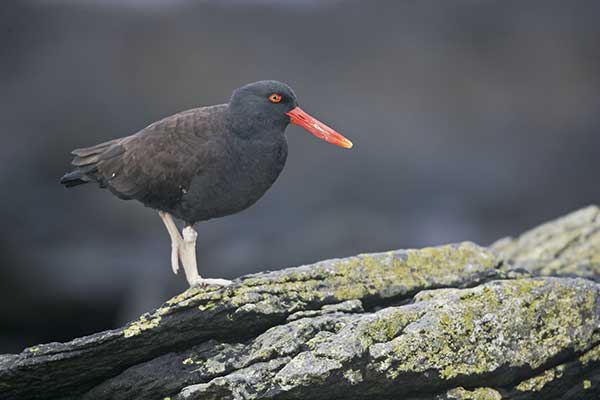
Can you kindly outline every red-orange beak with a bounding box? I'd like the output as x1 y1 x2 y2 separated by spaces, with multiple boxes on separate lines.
286 107 353 149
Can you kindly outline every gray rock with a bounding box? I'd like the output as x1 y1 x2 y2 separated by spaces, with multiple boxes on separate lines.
2 207 600 399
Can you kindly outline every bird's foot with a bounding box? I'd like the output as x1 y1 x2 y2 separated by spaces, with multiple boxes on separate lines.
189 277 233 288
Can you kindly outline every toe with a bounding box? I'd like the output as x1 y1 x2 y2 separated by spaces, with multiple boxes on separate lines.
202 278 233 286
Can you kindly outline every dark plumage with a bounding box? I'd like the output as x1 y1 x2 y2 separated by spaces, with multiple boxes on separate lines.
61 80 352 286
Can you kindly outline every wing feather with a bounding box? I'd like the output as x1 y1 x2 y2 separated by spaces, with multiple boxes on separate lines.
63 105 227 211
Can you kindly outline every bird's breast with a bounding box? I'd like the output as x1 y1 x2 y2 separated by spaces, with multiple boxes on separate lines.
178 136 288 222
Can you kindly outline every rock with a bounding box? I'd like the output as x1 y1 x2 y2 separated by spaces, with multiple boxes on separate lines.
492 205 600 280
1 207 600 399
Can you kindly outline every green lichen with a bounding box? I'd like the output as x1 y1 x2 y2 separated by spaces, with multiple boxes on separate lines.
364 307 424 344
148 243 496 334
138 243 497 344
198 300 219 311
373 278 597 381
366 314 404 342
515 364 565 392
124 284 198 335
306 331 335 351
446 387 502 400
166 286 204 305
203 358 227 375
583 379 592 389
275 352 341 388
333 243 497 301
494 206 600 278
579 342 600 366
123 314 162 338
343 369 363 385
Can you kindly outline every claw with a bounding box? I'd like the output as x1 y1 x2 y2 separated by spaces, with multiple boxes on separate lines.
190 278 233 287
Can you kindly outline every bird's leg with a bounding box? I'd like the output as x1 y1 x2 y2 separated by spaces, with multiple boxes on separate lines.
158 211 183 274
159 212 232 287
180 225 201 286
181 225 232 288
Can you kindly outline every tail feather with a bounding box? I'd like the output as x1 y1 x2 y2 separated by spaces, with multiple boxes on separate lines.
61 137 126 189
71 138 121 157
72 144 124 167
60 170 89 188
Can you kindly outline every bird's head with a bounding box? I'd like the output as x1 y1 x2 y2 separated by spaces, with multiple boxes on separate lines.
229 80 353 149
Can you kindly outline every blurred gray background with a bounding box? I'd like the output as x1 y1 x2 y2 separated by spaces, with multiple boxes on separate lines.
1 0 599 353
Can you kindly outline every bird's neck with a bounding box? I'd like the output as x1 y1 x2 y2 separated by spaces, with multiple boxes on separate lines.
226 105 288 140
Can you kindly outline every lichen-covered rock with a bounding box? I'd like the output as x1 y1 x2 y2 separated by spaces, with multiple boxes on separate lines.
1 207 600 400
174 277 599 400
443 387 503 400
493 205 600 280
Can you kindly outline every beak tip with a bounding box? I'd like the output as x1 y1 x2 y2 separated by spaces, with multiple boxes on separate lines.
288 106 353 149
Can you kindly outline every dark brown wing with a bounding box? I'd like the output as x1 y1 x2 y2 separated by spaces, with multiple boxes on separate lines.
62 105 227 211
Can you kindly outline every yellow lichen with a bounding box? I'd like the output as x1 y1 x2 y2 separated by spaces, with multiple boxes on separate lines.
333 243 497 301
515 364 565 392
380 278 596 381
150 243 497 332
366 313 406 342
182 355 205 366
343 369 363 385
166 285 219 306
579 343 600 365
583 379 592 389
493 206 600 277
446 387 502 400
123 314 162 338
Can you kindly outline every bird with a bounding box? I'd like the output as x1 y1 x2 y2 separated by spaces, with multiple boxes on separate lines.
60 80 353 287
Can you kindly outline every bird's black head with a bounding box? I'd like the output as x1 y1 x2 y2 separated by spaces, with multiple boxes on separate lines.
228 80 298 134
228 80 353 148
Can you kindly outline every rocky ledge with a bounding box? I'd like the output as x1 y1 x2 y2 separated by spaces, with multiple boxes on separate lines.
2 206 600 400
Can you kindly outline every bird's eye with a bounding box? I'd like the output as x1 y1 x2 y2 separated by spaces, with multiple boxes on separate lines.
268 93 282 103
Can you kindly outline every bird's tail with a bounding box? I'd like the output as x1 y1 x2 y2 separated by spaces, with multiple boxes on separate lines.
60 170 89 187
60 138 124 189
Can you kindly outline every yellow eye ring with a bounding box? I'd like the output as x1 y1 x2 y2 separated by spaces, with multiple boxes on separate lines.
269 93 282 103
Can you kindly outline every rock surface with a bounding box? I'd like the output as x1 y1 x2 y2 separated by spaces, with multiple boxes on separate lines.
1 206 600 400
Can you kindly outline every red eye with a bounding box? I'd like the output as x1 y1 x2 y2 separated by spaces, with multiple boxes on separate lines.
269 93 282 103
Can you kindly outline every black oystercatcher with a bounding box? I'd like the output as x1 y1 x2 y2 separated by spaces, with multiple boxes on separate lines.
61 81 353 287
